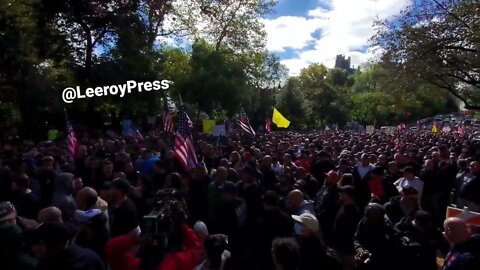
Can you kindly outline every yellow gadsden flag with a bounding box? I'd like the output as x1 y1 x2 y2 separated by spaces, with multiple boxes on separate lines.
272 108 290 128
432 123 438 134
203 119 216 134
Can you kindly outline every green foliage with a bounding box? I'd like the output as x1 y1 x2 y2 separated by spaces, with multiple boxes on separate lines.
372 0 480 108
277 62 451 128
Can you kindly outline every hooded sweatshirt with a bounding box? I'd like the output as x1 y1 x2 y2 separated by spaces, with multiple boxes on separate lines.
52 173 77 221
0 224 37 270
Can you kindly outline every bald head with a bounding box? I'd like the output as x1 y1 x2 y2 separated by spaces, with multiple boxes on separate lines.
287 189 304 209
76 187 99 210
443 217 470 244
38 207 63 223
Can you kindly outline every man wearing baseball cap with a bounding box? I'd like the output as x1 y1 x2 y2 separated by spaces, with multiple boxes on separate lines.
108 178 139 237
314 170 341 246
292 212 321 266
291 212 339 270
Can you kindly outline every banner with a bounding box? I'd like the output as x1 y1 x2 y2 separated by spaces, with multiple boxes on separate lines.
122 119 132 135
203 119 216 134
366 125 375 134
47 129 59 140
446 206 480 227
213 125 226 137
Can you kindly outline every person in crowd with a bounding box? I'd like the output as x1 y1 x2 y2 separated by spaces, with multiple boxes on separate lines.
353 154 374 211
74 209 109 261
252 190 294 270
295 167 319 200
259 155 277 190
37 206 63 223
76 187 109 230
106 207 201 270
0 201 17 225
194 221 209 265
95 159 116 190
35 156 57 207
338 173 354 187
10 173 40 220
208 166 228 222
292 212 340 270
442 217 480 270
385 186 420 226
0 223 37 270
52 172 78 221
195 234 231 270
452 159 469 205
32 222 105 270
151 160 167 190
396 211 449 270
271 238 301 270
311 151 335 186
333 186 361 270
314 170 340 245
188 162 212 225
108 178 140 237
214 182 247 268
367 167 399 205
394 166 424 203
354 203 401 270
458 161 480 212
236 165 262 227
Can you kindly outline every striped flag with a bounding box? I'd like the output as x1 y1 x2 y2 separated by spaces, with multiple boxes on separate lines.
126 123 144 140
265 118 271 133
458 124 465 136
174 106 198 171
65 111 78 158
163 102 174 133
238 109 255 136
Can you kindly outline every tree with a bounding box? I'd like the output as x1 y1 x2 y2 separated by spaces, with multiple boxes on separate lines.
178 39 248 120
0 0 75 137
372 0 480 108
277 77 308 128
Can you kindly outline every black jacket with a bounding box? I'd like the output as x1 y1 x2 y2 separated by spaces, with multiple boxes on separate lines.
354 219 402 270
298 236 327 270
314 184 340 245
385 196 418 226
37 244 104 270
311 160 335 186
109 198 139 237
333 204 361 255
252 208 294 270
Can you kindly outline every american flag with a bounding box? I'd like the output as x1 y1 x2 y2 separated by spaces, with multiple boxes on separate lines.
174 106 198 171
238 109 255 136
458 124 465 136
126 123 144 140
65 111 78 158
163 102 174 133
265 118 271 133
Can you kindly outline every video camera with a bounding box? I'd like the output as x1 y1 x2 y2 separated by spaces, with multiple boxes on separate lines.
139 189 187 270
142 189 186 243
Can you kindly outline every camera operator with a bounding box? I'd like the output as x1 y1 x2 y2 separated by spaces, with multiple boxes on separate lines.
354 203 402 270
195 234 231 270
395 211 448 270
106 193 201 270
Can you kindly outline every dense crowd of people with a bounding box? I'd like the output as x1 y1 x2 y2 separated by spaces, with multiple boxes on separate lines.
1 128 480 270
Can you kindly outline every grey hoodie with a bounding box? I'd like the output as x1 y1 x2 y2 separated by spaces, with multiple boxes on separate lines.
52 173 77 220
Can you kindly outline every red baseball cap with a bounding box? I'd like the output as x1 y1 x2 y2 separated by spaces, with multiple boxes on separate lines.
325 170 340 181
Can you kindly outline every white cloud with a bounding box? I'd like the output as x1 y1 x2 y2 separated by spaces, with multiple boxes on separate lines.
264 0 412 75
261 16 327 52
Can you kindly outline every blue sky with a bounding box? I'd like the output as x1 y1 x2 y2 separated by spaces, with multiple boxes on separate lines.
262 0 412 75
